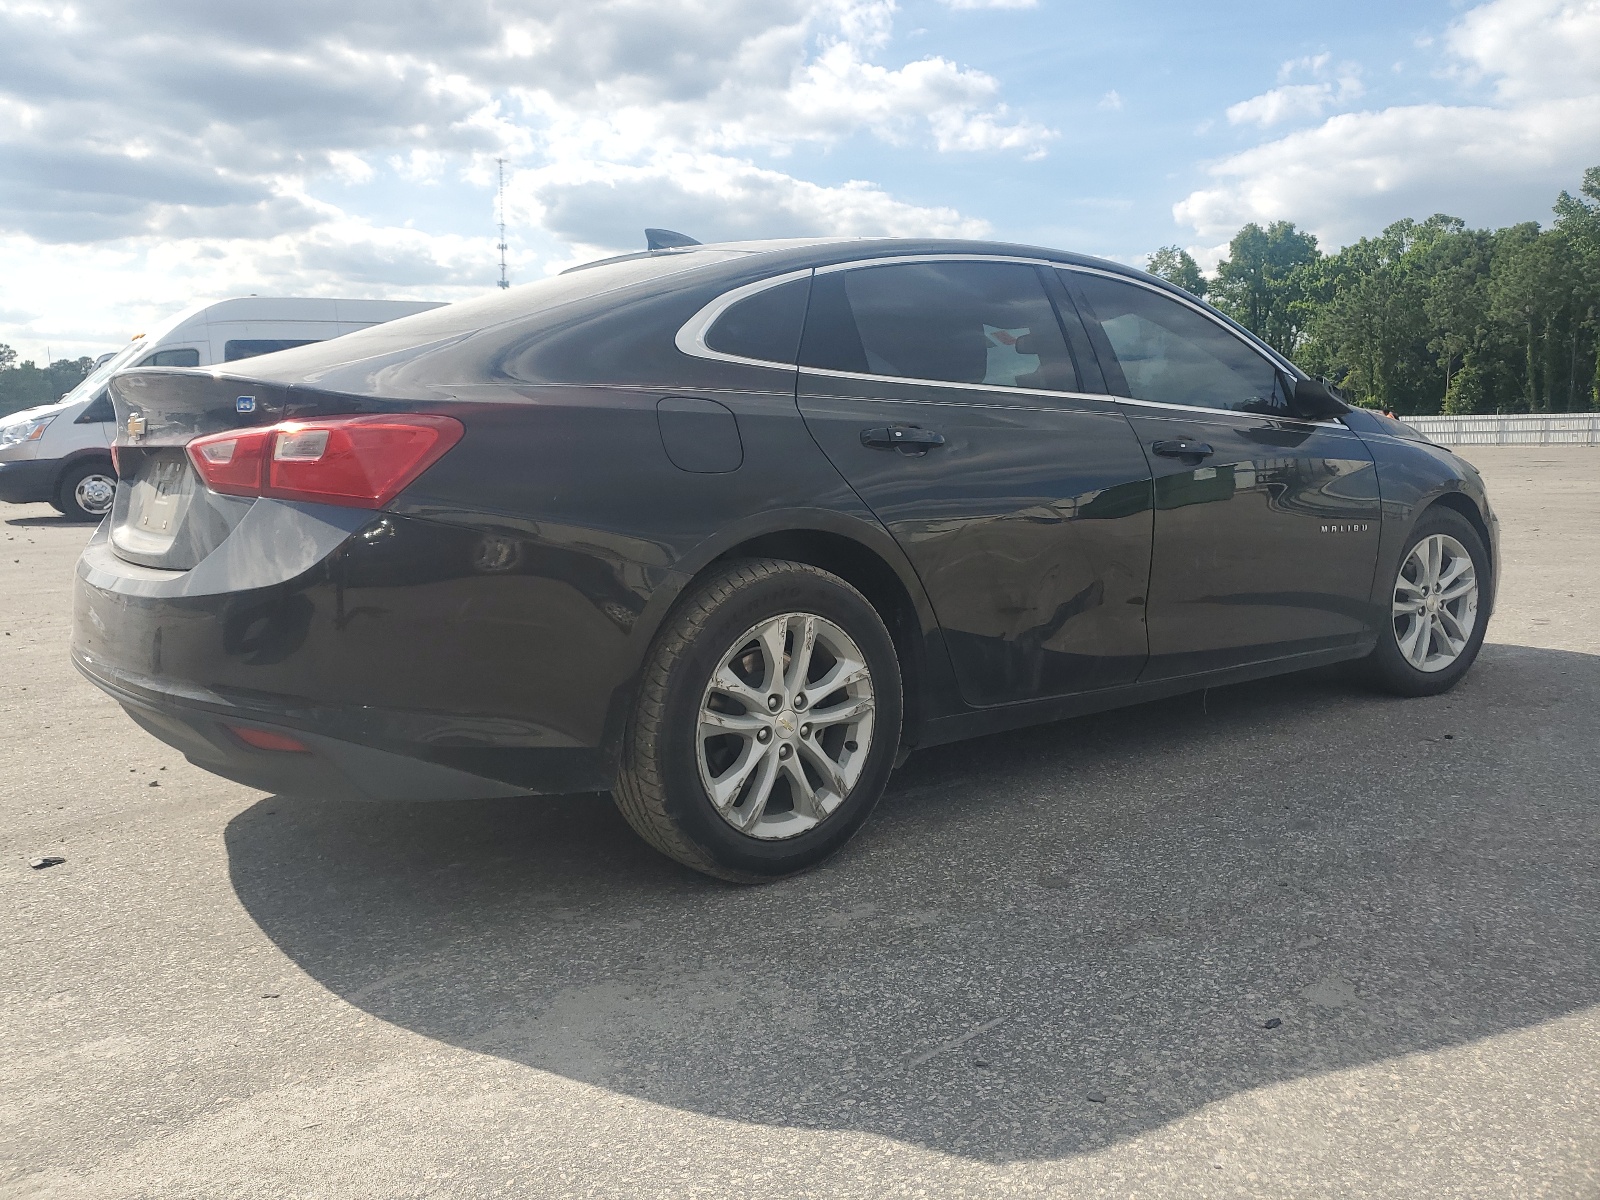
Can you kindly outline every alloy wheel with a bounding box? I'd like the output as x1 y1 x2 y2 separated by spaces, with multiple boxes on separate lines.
696 611 876 840
1392 533 1478 673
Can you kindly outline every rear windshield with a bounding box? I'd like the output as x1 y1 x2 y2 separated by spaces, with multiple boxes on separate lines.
211 248 752 379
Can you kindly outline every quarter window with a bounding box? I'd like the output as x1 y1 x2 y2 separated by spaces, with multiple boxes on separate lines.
703 276 810 365
800 261 1078 392
1069 272 1288 414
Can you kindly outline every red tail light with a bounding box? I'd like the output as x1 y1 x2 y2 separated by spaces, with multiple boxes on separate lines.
186 415 463 509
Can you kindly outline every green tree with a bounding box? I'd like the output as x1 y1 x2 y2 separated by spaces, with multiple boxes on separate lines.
1210 221 1320 355
0 351 95 419
1144 245 1206 296
1553 167 1600 408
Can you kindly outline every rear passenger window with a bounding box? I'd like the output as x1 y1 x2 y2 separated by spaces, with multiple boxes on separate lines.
1069 272 1288 414
138 348 200 368
704 276 809 365
224 339 319 361
799 261 1077 391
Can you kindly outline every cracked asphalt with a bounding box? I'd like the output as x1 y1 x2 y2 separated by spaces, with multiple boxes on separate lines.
3 447 1598 1198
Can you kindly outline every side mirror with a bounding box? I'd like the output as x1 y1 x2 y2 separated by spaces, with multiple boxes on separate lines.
1290 375 1349 420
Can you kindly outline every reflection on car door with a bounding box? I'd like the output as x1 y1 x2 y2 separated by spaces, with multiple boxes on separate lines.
1065 269 1381 680
795 259 1154 707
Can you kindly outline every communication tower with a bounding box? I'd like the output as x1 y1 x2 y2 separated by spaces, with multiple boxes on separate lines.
496 158 510 290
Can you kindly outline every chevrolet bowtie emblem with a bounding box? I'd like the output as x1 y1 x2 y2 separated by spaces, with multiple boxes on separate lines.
126 412 147 438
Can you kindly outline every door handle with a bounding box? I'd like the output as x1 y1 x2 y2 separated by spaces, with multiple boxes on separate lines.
1152 438 1213 460
861 425 946 453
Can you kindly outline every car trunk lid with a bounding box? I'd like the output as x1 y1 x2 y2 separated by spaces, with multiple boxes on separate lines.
106 368 376 570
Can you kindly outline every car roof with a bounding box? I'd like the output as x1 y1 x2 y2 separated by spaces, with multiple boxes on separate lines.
564 236 1156 283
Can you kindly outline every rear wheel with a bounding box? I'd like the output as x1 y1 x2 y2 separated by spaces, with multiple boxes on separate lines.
57 460 116 522
1361 506 1489 697
614 559 902 883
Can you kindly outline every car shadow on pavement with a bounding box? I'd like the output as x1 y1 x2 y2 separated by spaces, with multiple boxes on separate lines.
225 642 1600 1162
4 515 98 527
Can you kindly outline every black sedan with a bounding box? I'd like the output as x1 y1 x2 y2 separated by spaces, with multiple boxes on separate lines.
73 236 1498 881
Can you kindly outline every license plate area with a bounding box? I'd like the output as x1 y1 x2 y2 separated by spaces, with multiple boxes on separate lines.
112 451 199 561
133 455 188 534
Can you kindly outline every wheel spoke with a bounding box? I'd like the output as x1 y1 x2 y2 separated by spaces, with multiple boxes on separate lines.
1397 614 1429 668
711 668 765 709
1424 536 1442 587
1392 596 1424 617
1432 613 1461 656
735 749 782 828
1439 573 1477 603
805 657 870 702
1436 555 1471 591
755 615 789 696
709 740 770 810
780 755 827 821
785 614 817 696
798 738 850 800
1395 571 1425 598
1436 603 1472 645
699 708 766 735
807 695 874 728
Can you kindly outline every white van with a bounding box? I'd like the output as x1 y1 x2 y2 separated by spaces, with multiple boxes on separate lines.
0 296 443 520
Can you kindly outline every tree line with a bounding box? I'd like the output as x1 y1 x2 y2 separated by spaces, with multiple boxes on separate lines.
0 345 95 420
1147 166 1600 415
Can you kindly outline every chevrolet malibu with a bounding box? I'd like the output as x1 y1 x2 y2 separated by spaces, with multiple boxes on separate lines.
73 237 1498 881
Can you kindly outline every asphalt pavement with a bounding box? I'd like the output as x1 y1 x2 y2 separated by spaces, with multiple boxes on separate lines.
3 447 1598 1198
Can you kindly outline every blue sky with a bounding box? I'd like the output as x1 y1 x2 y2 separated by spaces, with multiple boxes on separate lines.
1 0 1596 361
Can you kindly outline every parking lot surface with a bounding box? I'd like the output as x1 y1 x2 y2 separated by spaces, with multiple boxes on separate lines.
3 447 1598 1198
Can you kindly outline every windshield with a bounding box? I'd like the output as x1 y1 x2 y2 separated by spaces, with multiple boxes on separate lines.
62 340 144 404
59 304 205 405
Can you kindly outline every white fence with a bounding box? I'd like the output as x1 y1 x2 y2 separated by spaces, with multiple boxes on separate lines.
1403 413 1600 446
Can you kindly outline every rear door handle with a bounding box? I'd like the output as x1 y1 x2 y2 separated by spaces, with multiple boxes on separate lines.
861 425 946 453
1152 438 1213 460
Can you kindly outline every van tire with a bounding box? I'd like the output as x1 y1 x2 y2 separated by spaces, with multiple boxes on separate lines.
57 459 117 522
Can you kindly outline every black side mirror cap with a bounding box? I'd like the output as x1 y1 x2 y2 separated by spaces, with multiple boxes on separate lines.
1290 376 1350 419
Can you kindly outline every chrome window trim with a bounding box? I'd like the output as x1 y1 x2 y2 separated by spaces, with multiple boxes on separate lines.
797 365 1122 411
798 365 1347 429
674 252 1311 412
1052 262 1300 378
673 267 814 369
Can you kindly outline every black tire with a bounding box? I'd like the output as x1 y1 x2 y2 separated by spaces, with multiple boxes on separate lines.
614 558 903 883
56 459 117 522
1360 505 1490 697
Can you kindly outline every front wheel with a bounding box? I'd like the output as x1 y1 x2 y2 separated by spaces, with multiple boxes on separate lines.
1361 506 1489 697
614 559 903 883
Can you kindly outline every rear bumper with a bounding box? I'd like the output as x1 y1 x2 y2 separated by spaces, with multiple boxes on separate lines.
71 503 628 799
0 457 58 504
74 652 608 801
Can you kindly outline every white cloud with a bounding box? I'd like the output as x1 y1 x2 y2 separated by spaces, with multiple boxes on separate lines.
1226 55 1363 128
518 152 987 254
1097 90 1123 112
940 0 1038 9
1177 0 1600 246
0 0 1049 360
